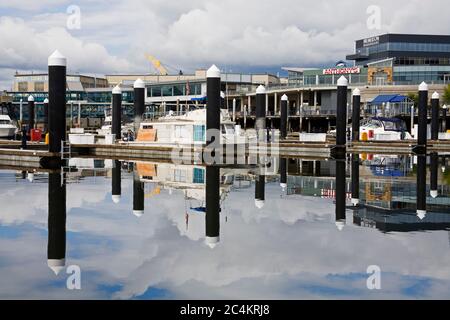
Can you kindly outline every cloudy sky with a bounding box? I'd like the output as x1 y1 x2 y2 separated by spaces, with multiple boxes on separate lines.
1 0 450 90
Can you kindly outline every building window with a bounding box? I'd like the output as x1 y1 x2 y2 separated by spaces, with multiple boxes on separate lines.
193 125 205 142
173 84 184 96
174 169 187 182
162 85 173 97
34 82 44 92
18 82 28 91
193 168 205 184
150 86 161 97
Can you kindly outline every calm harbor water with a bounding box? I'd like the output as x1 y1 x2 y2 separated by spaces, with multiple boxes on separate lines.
0 154 449 300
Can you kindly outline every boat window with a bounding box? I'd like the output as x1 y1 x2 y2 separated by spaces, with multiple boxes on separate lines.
143 125 153 129
383 121 397 130
0 120 11 125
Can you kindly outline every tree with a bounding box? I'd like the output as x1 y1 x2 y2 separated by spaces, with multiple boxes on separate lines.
443 84 450 105
407 93 419 107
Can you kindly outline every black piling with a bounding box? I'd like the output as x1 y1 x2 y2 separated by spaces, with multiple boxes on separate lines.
431 92 440 141
417 155 427 220
112 85 122 141
334 76 348 158
430 153 439 199
27 95 35 132
47 171 66 275
43 98 49 133
280 95 288 140
352 88 361 142
206 65 221 164
112 160 121 204
205 166 221 248
48 50 67 153
351 154 360 206
335 160 346 230
255 85 266 143
133 168 144 217
280 157 287 191
133 79 145 136
416 82 428 153
255 170 266 209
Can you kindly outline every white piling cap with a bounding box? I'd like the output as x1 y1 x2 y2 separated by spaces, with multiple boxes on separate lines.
280 183 288 190
48 259 65 275
133 210 144 217
207 64 221 78
430 190 438 199
351 198 360 206
255 199 265 209
337 76 348 87
44 98 49 104
221 91 225 99
134 78 145 89
112 195 121 204
417 210 427 220
335 221 345 231
353 88 361 96
48 50 67 67
27 95 34 102
256 85 266 95
27 173 34 182
205 236 220 249
281 94 288 101
419 82 428 91
443 105 448 110
432 91 440 100
112 85 122 95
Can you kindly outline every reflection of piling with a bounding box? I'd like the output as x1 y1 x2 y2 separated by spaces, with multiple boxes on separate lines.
280 95 288 140
280 158 287 191
48 50 67 153
256 85 266 143
352 89 361 142
133 79 145 136
133 169 144 217
335 160 346 230
27 95 35 132
431 92 440 141
47 172 66 275
351 154 360 206
255 170 266 209
112 160 121 204
417 155 427 220
430 153 439 199
205 166 220 248
112 85 122 140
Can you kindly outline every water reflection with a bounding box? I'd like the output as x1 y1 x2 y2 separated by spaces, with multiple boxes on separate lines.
0 153 450 299
47 172 66 275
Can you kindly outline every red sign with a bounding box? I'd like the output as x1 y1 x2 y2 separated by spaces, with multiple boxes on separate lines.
323 67 361 75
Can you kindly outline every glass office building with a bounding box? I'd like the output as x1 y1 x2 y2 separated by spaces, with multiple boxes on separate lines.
347 34 450 85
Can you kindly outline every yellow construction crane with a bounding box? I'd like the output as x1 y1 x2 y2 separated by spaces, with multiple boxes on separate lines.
145 54 169 76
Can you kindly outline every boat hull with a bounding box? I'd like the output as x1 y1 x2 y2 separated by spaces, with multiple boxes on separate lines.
0 127 17 138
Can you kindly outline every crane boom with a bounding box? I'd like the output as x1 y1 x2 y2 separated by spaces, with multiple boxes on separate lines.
145 54 169 76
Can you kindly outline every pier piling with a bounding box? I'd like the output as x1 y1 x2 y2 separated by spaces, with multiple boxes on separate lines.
280 94 288 140
206 65 221 164
335 160 346 230
417 155 427 220
112 85 122 141
48 50 67 153
352 88 361 142
133 79 145 136
43 98 49 133
417 82 428 153
431 92 440 141
133 168 145 217
27 95 35 132
430 153 439 199
334 76 348 158
112 160 121 204
256 85 267 143
351 154 360 206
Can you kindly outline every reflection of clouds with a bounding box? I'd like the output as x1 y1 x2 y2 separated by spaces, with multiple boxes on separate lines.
0 170 449 299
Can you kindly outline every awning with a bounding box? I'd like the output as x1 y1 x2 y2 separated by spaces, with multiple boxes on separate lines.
191 96 206 102
370 94 408 105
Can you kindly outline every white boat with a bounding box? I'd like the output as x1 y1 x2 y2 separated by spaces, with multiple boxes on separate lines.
360 117 413 141
97 115 134 140
0 115 17 138
136 108 247 145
